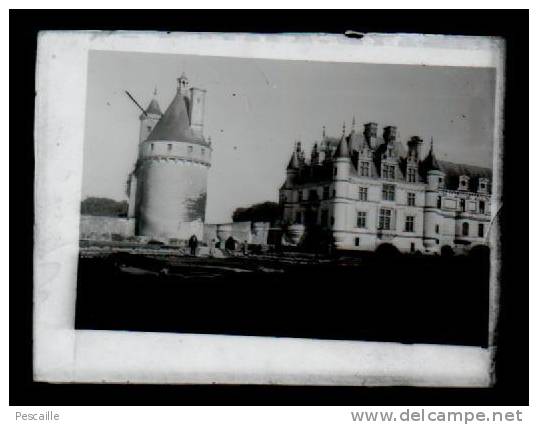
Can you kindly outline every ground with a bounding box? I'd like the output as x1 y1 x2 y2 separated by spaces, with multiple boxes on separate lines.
76 248 490 347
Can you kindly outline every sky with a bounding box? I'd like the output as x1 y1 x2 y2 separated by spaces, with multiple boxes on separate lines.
82 50 496 223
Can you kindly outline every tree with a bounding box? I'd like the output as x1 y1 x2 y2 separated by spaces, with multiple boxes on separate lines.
232 201 281 224
80 197 129 217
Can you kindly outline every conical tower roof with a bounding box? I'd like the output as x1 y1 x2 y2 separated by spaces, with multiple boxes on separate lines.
335 135 350 158
287 151 300 169
147 91 205 144
145 98 162 116
423 138 440 170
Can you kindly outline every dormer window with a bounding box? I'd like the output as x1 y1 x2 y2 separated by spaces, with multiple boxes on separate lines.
407 167 417 183
382 164 396 180
459 175 470 191
478 177 489 193
360 161 370 177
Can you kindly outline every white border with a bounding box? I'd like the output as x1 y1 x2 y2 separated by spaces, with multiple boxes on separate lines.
34 31 504 386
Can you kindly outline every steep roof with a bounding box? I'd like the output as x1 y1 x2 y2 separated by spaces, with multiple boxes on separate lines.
145 98 162 116
437 159 492 191
421 147 441 171
287 151 300 169
335 135 350 158
147 91 206 145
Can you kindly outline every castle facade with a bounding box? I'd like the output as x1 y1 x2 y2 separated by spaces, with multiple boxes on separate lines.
127 73 211 240
279 121 492 254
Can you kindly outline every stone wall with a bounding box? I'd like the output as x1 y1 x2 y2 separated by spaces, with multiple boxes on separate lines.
80 215 135 240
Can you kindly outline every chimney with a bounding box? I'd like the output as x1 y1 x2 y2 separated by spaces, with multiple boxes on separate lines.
407 136 423 159
383 126 397 144
364 122 378 140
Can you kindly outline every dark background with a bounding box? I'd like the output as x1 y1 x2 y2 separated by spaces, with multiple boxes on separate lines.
75 252 491 347
10 9 529 406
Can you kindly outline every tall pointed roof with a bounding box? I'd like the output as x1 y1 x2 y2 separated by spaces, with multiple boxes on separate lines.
335 135 350 158
147 91 206 144
145 98 162 116
423 137 440 170
287 151 300 169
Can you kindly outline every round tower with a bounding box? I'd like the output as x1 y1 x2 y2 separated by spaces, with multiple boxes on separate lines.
422 139 444 252
134 74 211 240
332 127 351 249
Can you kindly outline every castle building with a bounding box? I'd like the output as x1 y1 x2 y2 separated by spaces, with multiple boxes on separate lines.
127 73 211 240
279 120 492 254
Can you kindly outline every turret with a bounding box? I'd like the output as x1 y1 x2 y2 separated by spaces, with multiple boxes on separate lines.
285 149 300 187
311 143 320 165
421 137 444 189
139 88 162 143
332 125 352 249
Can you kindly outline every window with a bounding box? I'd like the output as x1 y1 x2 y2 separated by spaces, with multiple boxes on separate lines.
479 200 485 214
167 143 172 152
407 168 417 183
323 186 330 200
321 210 329 227
437 196 442 208
460 199 466 211
298 190 303 202
334 167 337 176
478 223 484 238
480 183 486 190
332 189 336 198
405 216 415 232
295 211 302 224
308 189 318 201
188 145 193 154
462 222 469 236
359 187 368 201
147 125 152 132
379 208 392 230
435 224 440 234
357 211 367 228
407 192 416 206
201 148 205 155
382 164 396 180
355 238 360 247
360 161 370 177
382 164 388 179
382 184 395 201
410 242 415 253
439 177 443 184
151 143 154 151
330 216 335 226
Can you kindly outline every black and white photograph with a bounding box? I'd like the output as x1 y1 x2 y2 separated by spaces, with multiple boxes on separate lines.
26 23 525 397
76 51 496 347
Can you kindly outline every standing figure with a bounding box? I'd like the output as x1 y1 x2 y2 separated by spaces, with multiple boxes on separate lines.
209 238 216 257
225 236 236 253
188 234 198 256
